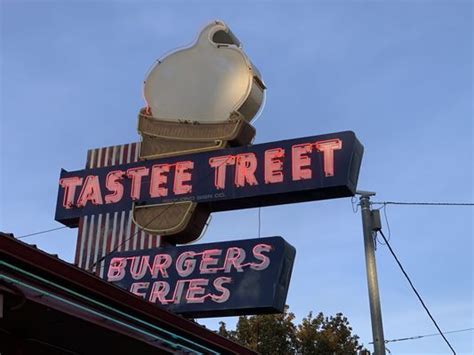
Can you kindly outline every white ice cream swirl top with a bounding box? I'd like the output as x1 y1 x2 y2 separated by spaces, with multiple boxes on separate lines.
143 20 266 124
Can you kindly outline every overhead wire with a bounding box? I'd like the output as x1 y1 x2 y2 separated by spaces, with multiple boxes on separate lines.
373 203 391 246
91 154 235 270
381 204 391 242
377 229 456 355
372 327 474 345
16 226 68 239
90 202 179 270
8 154 237 271
13 197 474 269
0 153 232 271
372 201 474 207
12 198 472 241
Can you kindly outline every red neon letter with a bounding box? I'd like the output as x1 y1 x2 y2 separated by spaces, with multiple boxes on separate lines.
105 170 124 204
151 254 172 279
235 153 258 187
176 251 197 277
59 176 83 209
186 279 209 304
127 166 149 200
149 281 171 304
224 247 246 272
172 280 188 304
129 256 152 280
251 244 272 271
315 139 342 177
264 148 285 184
77 175 103 207
130 282 149 299
107 257 126 281
200 249 222 274
212 277 232 303
174 161 194 195
209 155 235 190
292 143 313 181
150 164 170 198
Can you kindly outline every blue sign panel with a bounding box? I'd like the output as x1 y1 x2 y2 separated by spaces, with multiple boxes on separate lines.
104 236 296 318
56 131 363 227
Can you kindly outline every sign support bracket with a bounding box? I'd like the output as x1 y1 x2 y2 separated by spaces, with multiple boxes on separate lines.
358 190 386 355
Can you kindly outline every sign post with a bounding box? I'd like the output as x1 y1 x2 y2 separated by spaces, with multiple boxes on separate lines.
359 191 386 355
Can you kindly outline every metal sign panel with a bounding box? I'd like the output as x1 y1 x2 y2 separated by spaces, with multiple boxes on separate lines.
104 236 296 318
73 142 162 277
56 131 363 228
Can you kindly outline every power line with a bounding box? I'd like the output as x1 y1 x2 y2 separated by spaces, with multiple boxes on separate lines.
92 155 236 270
90 201 178 270
372 328 474 345
377 229 457 355
13 198 472 241
380 205 392 245
6 154 235 269
16 226 68 239
372 201 474 207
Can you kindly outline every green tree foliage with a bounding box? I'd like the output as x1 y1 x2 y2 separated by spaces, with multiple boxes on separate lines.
217 307 365 355
217 320 236 341
297 312 363 354
235 306 298 354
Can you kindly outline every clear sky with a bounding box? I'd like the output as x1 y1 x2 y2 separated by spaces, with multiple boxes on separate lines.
1 1 472 354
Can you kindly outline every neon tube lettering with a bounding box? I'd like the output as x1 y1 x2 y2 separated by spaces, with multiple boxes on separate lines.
209 155 235 190
129 256 152 280
235 153 258 187
105 170 125 204
59 176 83 209
76 175 103 207
172 280 188 304
130 282 149 299
224 247 246 272
176 251 197 277
199 249 222 274
315 139 342 177
186 279 209 304
149 281 171 304
212 277 232 303
292 143 312 181
107 257 126 282
173 161 194 195
151 254 172 279
149 164 170 198
251 244 272 271
264 148 284 184
127 166 149 200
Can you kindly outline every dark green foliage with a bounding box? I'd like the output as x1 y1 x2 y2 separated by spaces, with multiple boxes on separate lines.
297 312 363 355
216 307 366 355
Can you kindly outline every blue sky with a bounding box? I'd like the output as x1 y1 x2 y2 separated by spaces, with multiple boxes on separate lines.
1 1 472 354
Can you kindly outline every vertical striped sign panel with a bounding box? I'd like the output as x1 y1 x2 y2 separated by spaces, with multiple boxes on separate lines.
74 142 161 277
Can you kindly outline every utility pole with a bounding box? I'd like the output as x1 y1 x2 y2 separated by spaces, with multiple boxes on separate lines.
358 191 386 355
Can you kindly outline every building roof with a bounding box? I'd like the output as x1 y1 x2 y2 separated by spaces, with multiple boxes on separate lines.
0 232 256 354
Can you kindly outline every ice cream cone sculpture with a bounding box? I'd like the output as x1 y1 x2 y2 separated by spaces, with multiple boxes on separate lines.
133 20 266 244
